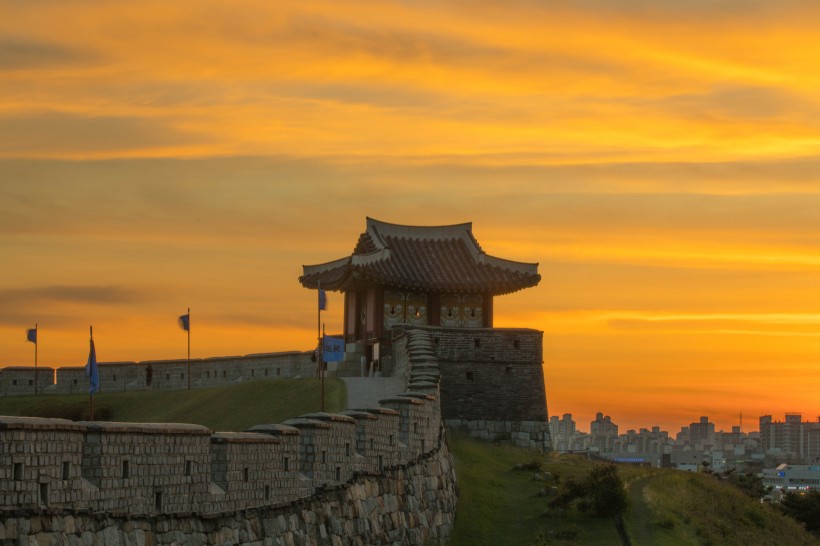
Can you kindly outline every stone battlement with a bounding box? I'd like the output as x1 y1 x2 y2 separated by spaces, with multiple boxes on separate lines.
0 329 456 546
0 331 456 544
393 325 551 449
0 351 314 397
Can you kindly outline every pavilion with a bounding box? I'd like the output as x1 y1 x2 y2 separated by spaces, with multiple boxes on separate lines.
299 218 540 370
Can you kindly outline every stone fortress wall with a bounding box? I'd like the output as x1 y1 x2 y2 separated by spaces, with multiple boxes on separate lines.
0 329 457 545
394 325 551 450
0 351 315 397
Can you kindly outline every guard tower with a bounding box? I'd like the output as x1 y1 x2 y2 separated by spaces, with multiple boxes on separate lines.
299 218 540 373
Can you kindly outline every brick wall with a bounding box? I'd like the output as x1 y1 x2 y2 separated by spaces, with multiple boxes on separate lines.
0 329 456 546
393 325 551 450
1 352 315 397
392 325 547 422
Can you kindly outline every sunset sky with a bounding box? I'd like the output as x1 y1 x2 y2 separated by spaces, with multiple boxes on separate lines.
3 1 820 432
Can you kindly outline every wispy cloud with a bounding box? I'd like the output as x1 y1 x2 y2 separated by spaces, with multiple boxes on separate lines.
3 1 820 429
0 37 96 71
0 285 147 306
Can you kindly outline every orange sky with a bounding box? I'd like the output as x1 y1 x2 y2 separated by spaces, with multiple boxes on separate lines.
3 1 820 432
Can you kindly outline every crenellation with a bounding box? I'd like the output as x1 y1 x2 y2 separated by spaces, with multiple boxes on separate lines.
1 352 315 397
392 325 551 450
0 327 470 544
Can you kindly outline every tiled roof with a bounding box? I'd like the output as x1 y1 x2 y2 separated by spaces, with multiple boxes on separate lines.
300 218 539 295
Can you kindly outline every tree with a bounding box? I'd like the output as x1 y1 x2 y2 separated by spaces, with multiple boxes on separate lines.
586 464 628 517
547 464 628 518
727 472 766 499
779 490 820 532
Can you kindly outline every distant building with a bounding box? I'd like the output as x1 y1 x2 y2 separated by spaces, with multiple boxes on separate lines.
689 416 716 450
763 464 820 492
760 413 820 463
549 414 576 452
590 412 618 452
676 426 690 446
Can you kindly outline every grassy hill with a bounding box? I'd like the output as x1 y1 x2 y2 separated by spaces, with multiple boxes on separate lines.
447 434 817 546
0 378 346 431
0 382 815 545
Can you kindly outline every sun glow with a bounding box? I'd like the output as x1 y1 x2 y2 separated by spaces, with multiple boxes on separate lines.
3 1 820 431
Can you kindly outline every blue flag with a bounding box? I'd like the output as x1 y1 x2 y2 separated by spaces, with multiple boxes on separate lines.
179 313 190 331
86 338 99 395
26 328 37 344
318 289 327 311
323 335 344 362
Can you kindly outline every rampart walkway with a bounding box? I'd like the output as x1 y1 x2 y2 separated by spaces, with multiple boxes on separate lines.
342 376 405 409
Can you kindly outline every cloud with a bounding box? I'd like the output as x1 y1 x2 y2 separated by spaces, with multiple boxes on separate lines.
0 38 96 70
0 113 208 157
0 310 74 328
608 315 820 336
0 285 147 306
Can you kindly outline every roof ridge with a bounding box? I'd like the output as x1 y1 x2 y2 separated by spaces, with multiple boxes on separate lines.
300 218 540 295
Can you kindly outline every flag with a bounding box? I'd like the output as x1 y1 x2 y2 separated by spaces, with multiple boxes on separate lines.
26 328 37 344
178 313 190 331
322 335 344 362
318 289 327 311
86 337 99 395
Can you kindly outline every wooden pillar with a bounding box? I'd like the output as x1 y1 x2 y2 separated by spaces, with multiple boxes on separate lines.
373 286 385 340
484 292 494 327
429 293 441 326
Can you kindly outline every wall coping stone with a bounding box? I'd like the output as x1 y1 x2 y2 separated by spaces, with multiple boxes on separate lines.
352 407 401 416
408 382 438 390
299 412 356 424
400 392 435 401
246 423 301 436
2 366 58 371
80 421 212 435
0 416 85 431
410 373 439 381
339 410 378 421
398 324 543 335
378 396 423 405
283 418 332 429
211 432 279 444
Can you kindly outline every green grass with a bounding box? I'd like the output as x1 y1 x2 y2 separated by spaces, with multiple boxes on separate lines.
625 469 816 546
447 435 818 546
1 386 816 545
446 435 624 546
0 378 346 431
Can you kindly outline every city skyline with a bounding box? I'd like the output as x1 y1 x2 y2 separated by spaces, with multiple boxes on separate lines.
3 2 820 432
550 410 818 436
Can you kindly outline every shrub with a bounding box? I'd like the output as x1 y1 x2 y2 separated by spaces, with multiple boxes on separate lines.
660 516 676 530
514 460 542 472
547 464 628 518
727 472 765 499
779 490 820 532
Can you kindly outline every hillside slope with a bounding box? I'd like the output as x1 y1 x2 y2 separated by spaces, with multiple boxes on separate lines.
447 435 816 546
0 384 814 545
0 377 346 431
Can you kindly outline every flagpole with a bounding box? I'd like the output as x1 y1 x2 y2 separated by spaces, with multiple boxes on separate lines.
33 322 38 395
89 325 94 422
187 307 191 390
321 323 325 413
317 282 324 411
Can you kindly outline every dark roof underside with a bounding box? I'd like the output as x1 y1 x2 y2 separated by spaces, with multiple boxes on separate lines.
300 219 540 296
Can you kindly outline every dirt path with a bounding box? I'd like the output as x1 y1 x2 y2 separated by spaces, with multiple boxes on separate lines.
624 475 655 546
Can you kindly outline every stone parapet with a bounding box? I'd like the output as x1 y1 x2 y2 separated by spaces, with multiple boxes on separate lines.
0 437 457 546
445 418 552 450
393 325 551 450
1 351 315 397
0 329 458 545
